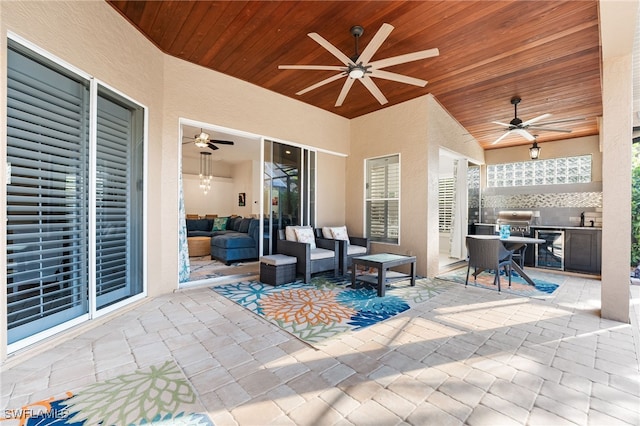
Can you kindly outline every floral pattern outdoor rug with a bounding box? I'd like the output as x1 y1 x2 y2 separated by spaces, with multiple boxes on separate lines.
1 361 213 425
212 273 450 347
435 265 564 298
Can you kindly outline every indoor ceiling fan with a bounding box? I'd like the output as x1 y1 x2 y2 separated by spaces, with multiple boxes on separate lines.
491 97 572 145
182 130 234 151
278 23 439 107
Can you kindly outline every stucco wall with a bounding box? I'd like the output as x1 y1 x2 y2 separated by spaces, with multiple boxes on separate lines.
348 94 483 277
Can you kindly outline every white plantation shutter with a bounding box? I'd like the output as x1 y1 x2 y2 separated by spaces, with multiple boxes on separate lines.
365 155 400 244
439 177 454 231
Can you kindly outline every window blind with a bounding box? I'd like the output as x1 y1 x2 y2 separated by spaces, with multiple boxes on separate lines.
6 43 90 343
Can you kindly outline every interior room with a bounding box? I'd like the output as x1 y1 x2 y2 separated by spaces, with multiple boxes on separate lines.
1 1 639 425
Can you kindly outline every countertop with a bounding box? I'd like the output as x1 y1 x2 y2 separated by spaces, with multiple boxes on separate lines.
474 223 602 231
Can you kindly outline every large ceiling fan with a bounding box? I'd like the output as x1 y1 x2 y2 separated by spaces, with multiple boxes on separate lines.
182 130 234 151
279 23 439 107
491 97 572 145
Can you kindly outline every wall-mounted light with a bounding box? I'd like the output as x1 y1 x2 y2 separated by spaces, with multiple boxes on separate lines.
529 141 541 160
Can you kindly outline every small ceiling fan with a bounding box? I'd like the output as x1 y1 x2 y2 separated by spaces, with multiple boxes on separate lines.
278 23 439 107
182 130 234 151
491 97 572 145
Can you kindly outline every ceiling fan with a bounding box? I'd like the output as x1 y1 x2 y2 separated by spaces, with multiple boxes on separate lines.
491 97 572 145
278 23 439 107
182 130 234 151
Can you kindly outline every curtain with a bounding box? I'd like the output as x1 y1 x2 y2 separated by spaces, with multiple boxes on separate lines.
449 159 468 259
178 165 191 283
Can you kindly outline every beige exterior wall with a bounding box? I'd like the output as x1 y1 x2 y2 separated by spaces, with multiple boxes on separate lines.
348 95 484 277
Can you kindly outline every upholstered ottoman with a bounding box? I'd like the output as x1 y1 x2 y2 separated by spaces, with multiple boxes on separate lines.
187 236 211 257
260 254 297 286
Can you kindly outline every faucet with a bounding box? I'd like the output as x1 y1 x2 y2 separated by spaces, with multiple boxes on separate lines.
580 212 585 227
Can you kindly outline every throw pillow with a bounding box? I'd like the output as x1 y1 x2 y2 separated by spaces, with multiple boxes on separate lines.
322 226 333 239
330 226 350 245
294 227 317 249
212 217 228 231
285 226 303 241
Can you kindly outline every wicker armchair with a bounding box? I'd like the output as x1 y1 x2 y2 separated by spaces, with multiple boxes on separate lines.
314 227 369 275
465 236 512 292
276 228 339 283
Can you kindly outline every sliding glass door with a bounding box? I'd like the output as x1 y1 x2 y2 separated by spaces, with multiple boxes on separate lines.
263 141 315 254
6 38 145 347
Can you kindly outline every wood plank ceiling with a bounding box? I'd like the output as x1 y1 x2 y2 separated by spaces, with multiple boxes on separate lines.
107 0 602 150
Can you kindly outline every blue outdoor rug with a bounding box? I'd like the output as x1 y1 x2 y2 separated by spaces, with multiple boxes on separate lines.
436 265 565 298
212 273 450 347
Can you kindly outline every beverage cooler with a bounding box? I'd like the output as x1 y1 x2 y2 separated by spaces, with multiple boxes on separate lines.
535 230 564 270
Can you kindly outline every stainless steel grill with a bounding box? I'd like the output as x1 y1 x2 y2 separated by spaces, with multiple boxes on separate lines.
496 210 534 235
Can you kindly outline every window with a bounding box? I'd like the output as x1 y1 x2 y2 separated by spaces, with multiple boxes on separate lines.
487 155 592 187
365 155 399 244
6 38 145 347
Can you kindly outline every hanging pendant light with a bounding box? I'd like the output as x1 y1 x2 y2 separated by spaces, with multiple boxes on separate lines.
199 152 213 194
529 139 541 160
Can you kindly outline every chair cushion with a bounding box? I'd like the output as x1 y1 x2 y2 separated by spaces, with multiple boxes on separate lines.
329 226 349 244
285 225 310 242
322 226 333 239
347 245 367 255
294 227 317 249
309 248 335 260
260 254 297 266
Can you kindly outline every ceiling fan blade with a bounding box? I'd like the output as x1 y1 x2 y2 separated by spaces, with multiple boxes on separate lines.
522 113 552 127
296 73 345 96
536 117 587 125
278 65 344 71
513 128 536 141
369 48 440 69
308 32 353 65
206 143 219 150
335 78 355 107
210 140 234 145
357 23 394 64
492 121 512 128
359 76 388 105
369 70 427 87
527 126 572 133
491 131 513 145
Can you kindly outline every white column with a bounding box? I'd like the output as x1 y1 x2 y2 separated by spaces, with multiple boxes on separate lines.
599 0 638 322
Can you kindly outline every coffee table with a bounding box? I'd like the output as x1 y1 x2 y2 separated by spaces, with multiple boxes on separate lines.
351 253 416 297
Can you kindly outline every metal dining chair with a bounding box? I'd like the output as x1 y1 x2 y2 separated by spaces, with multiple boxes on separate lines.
465 236 512 292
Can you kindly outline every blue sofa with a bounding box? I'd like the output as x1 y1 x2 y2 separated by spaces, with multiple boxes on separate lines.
210 218 260 265
186 216 260 264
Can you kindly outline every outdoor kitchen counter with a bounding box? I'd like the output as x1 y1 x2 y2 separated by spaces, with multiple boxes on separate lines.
474 223 602 231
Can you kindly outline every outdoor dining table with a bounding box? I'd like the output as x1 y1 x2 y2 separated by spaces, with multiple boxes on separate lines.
466 234 545 286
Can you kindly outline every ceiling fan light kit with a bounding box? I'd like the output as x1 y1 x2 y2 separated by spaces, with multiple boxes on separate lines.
491 97 572 145
183 129 235 151
278 23 439 107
